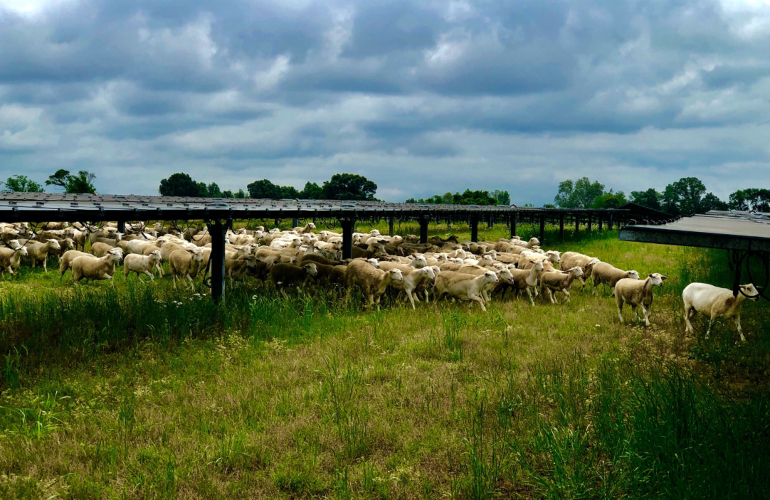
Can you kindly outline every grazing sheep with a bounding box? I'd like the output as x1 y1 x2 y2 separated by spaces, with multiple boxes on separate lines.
270 262 319 292
560 252 601 289
59 250 94 278
168 248 204 290
378 262 436 309
434 270 499 312
71 251 122 285
124 251 163 282
682 282 761 341
89 230 123 247
540 266 584 304
293 222 316 233
47 237 75 263
615 273 667 326
345 260 404 310
25 239 62 271
0 244 29 276
591 262 640 296
91 241 119 258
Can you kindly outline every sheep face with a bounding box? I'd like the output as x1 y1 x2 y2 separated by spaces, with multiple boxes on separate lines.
366 258 379 269
388 269 404 282
47 239 62 250
9 239 21 250
568 267 584 277
304 263 319 277
546 251 561 263
740 283 761 301
484 271 499 283
419 267 436 280
149 251 162 263
628 270 640 280
308 222 316 230
648 273 666 287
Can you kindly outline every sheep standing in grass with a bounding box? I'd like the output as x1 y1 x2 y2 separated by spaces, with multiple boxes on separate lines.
378 262 436 309
591 262 640 296
47 237 75 264
507 260 544 305
682 282 761 341
615 273 667 326
345 260 404 310
169 248 204 290
124 251 163 282
26 239 62 272
0 244 29 276
270 262 319 292
540 267 584 304
560 252 601 290
71 251 122 285
434 270 499 312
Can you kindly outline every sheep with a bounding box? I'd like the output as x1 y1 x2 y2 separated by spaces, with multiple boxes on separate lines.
539 267 584 304
433 271 499 312
560 252 601 289
124 251 163 282
591 262 640 296
615 273 667 326
91 241 120 258
71 251 122 285
682 282 761 341
168 248 204 290
293 222 316 233
47 237 75 263
344 260 404 310
0 244 29 276
270 262 319 292
378 262 436 309
309 262 348 289
25 239 62 271
507 260 544 305
89 230 123 247
59 250 94 278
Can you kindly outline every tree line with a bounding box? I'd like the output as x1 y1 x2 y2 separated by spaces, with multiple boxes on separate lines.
405 189 511 206
1 170 97 194
551 176 765 216
158 172 378 201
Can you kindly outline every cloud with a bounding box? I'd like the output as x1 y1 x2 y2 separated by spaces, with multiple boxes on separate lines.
0 0 769 204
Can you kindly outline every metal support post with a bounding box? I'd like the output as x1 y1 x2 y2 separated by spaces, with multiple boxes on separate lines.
419 217 429 243
117 220 126 234
487 214 494 229
341 219 355 259
471 216 479 242
292 218 299 228
539 214 545 243
599 215 603 231
559 213 564 241
587 214 592 232
510 212 517 238
389 217 394 237
609 213 614 231
206 218 230 303
575 214 580 237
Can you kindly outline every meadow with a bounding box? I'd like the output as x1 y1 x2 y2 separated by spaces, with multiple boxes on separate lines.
1 221 769 499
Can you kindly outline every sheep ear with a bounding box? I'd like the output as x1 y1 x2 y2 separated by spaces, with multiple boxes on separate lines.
661 275 668 280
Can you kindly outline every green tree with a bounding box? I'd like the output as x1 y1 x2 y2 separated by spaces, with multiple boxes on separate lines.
592 189 627 209
442 192 453 204
235 189 247 199
158 173 207 197
630 188 663 211
728 188 770 211
662 177 707 216
405 197 417 203
207 182 222 198
247 179 282 199
280 185 300 199
46 169 97 194
554 177 605 208
3 175 44 193
300 181 323 199
321 173 377 200
700 192 728 212
494 190 511 205
221 190 234 199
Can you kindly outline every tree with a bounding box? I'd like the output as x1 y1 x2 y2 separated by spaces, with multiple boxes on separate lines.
247 179 282 199
46 169 97 194
405 197 417 203
300 182 323 199
321 173 377 201
207 182 222 198
221 190 234 199
158 173 207 197
593 189 627 209
3 175 44 193
630 188 663 211
494 190 511 205
729 188 770 211
554 177 605 208
700 192 728 212
234 189 247 199
662 177 707 216
442 192 453 204
280 185 300 199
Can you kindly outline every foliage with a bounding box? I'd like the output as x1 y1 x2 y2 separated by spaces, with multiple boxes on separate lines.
630 188 663 211
2 175 44 193
700 192 728 212
592 189 627 209
207 182 222 198
409 189 499 205
301 181 323 199
662 177 706 216
246 179 281 199
321 173 377 201
554 177 605 208
728 188 770 211
45 169 97 194
158 173 207 197
493 190 511 205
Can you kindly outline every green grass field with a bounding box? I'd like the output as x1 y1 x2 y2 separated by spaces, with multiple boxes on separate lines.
1 223 769 499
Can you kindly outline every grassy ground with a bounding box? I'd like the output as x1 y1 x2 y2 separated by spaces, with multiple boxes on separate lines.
1 224 769 499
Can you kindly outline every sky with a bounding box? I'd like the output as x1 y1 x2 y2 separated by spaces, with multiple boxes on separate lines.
1 0 769 204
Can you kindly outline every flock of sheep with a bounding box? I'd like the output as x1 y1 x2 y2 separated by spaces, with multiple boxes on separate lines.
0 220 762 341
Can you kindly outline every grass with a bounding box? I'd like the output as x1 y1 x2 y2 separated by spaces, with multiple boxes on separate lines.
0 223 769 498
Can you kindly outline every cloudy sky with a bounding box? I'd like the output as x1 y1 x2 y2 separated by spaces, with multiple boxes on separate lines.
1 0 769 204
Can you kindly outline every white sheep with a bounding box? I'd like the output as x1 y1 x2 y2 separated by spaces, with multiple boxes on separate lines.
378 262 436 309
539 266 584 304
344 260 404 310
124 251 163 282
71 251 122 285
0 243 29 276
591 262 640 296
434 270 499 312
682 282 761 341
26 239 62 272
169 248 204 290
615 273 667 326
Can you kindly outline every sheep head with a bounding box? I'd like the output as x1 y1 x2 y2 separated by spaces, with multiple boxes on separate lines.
647 273 666 287
739 283 760 301
483 271 499 283
304 263 319 277
387 268 404 282
627 270 640 280
366 258 379 269
47 239 62 250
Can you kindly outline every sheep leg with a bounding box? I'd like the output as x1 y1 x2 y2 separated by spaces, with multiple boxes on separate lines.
405 289 416 310
562 289 571 303
735 316 745 342
43 258 48 272
473 296 487 312
578 276 586 291
144 270 154 281
526 288 535 306
617 300 624 323
706 318 713 339
641 304 650 327
684 304 695 333
172 274 178 288
546 288 556 304
187 275 195 291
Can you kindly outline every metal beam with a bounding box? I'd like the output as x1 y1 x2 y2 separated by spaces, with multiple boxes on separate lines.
510 212 516 239
389 217 394 237
539 214 545 243
487 214 494 229
575 213 579 237
117 220 126 234
341 219 355 259
471 216 479 242
559 213 564 241
419 217 429 243
206 218 230 303
587 214 592 232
